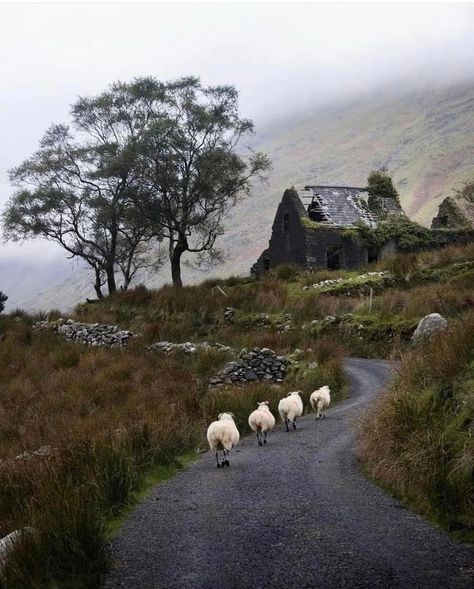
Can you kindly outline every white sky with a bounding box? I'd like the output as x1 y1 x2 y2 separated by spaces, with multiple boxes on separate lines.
1 1 474 262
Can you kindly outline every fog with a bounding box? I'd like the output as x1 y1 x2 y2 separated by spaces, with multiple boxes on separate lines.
1 1 473 263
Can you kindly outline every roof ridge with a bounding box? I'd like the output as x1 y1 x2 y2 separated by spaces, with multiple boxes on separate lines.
305 185 368 191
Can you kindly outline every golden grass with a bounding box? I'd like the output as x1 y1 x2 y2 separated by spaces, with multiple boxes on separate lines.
359 313 474 538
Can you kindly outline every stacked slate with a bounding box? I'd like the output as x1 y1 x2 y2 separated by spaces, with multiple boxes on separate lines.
209 347 290 387
34 318 135 347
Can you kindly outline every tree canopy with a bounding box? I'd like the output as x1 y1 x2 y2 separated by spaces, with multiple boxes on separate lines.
138 77 271 286
2 76 269 293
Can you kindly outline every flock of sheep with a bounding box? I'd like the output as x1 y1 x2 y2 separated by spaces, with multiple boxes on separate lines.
207 385 331 468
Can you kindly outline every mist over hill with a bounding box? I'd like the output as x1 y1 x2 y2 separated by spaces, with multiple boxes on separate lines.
1 81 473 312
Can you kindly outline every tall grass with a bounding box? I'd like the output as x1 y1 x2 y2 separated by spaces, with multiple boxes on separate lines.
359 313 474 539
0 313 346 587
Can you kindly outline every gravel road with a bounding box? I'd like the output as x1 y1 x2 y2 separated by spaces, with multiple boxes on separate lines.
105 358 473 589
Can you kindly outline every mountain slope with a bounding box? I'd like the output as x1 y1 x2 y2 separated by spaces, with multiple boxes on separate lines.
1 81 474 311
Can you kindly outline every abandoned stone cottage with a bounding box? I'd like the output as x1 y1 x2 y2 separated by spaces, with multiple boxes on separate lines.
252 185 404 275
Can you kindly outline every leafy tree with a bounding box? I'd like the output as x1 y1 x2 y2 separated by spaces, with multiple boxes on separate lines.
0 291 7 314
366 170 401 217
454 178 474 203
2 77 270 292
139 77 271 286
2 79 165 298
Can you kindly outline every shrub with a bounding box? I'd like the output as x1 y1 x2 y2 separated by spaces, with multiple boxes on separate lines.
276 264 299 282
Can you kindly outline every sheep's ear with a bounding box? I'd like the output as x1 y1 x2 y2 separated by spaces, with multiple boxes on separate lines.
229 412 235 418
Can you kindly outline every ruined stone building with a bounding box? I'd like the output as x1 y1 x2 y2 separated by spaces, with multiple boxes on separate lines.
431 192 474 229
252 185 405 275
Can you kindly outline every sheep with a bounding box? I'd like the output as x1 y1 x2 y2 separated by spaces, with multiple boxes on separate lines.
310 385 331 419
248 401 276 446
206 412 240 468
278 391 303 432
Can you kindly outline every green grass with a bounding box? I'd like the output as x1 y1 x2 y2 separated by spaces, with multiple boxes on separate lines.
105 451 199 540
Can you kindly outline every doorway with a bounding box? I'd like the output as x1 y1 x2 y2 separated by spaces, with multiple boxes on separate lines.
327 246 342 270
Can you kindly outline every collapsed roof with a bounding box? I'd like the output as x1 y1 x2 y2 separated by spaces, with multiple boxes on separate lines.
297 186 403 227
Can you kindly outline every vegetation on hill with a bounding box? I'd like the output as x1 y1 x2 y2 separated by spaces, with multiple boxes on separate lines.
359 314 474 541
1 242 473 586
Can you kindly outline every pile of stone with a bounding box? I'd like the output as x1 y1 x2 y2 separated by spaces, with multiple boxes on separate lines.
303 278 343 291
223 307 235 323
303 272 389 291
147 341 232 354
357 271 387 279
209 347 290 387
34 318 136 347
276 313 294 333
253 314 272 327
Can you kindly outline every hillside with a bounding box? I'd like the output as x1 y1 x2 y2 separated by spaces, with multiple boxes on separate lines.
1 81 474 311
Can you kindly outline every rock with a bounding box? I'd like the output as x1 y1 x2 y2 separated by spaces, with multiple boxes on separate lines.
15 445 56 461
308 362 318 370
223 307 235 323
244 370 258 381
147 341 232 354
412 313 448 342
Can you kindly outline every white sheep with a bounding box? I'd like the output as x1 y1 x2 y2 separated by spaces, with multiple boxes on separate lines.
206 412 240 468
278 391 303 432
310 385 331 419
248 401 276 446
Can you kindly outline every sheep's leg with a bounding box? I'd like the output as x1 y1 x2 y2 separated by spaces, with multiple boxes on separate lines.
257 430 263 446
223 449 230 467
285 418 289 432
216 451 221 468
292 418 297 430
263 431 267 444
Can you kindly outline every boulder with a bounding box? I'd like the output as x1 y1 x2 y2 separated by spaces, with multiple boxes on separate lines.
412 313 448 342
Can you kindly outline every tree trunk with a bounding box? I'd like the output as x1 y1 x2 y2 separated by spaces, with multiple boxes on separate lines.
106 266 117 295
170 233 187 287
93 267 104 300
170 248 183 287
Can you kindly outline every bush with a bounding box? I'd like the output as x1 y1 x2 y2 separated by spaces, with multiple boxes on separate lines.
276 264 299 282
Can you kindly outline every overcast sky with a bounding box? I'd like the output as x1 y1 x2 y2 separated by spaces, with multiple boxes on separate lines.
1 1 473 262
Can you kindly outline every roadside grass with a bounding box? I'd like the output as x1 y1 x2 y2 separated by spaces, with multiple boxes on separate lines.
358 313 474 542
104 451 198 540
0 313 346 588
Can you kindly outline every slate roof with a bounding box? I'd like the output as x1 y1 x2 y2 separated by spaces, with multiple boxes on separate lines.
299 186 377 227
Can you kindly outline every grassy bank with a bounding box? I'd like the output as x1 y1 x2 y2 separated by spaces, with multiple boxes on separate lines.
0 313 345 588
359 314 474 542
